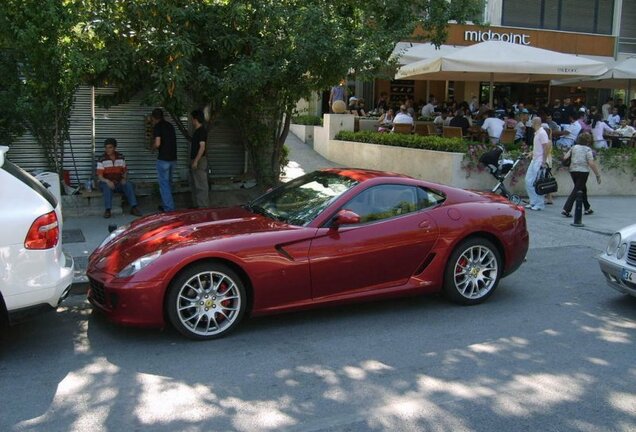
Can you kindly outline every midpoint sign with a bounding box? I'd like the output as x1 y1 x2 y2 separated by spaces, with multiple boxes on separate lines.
464 30 531 45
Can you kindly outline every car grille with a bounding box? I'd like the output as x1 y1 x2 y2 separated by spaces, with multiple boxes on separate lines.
628 242 636 267
88 277 106 306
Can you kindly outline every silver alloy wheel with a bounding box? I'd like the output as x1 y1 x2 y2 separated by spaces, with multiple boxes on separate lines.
452 245 499 299
176 270 242 337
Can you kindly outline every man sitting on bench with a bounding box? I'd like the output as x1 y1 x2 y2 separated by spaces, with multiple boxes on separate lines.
96 138 142 218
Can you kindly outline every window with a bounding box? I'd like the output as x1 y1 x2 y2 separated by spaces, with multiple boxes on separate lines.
502 0 614 35
501 0 542 28
341 185 444 224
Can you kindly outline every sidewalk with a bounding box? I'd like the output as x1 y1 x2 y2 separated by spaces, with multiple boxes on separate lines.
62 133 634 284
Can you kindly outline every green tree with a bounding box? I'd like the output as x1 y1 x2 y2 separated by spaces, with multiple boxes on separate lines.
0 1 93 174
89 0 482 187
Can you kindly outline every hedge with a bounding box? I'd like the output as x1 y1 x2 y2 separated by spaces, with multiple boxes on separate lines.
335 131 471 153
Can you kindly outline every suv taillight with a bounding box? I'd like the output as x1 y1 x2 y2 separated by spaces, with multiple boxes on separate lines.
25 211 60 249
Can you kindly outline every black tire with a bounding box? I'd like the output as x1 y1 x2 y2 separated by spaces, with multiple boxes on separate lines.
166 262 247 340
443 237 502 305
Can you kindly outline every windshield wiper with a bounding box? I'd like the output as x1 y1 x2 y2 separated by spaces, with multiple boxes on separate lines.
246 203 282 221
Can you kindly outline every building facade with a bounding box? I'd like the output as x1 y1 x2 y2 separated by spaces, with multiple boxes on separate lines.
364 0 634 113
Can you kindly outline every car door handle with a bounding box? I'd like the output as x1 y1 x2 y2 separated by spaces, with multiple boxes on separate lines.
419 220 432 229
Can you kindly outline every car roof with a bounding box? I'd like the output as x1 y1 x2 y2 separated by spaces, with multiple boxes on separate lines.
319 167 412 182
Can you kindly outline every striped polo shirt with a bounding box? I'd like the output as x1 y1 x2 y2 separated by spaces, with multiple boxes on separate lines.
96 151 127 182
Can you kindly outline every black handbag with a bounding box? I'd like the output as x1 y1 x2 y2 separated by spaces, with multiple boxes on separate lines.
534 167 558 195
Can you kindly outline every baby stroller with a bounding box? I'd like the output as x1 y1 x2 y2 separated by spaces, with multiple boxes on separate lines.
478 144 525 205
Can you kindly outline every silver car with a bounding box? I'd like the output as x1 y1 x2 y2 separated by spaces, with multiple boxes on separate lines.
598 224 636 297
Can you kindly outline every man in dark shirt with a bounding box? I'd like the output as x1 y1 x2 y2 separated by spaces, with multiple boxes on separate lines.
449 109 470 135
151 108 177 211
559 98 576 126
189 110 209 208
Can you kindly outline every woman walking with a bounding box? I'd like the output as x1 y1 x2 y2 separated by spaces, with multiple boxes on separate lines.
561 132 601 217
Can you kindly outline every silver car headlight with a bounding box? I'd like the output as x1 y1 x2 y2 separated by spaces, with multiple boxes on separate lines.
99 224 130 249
617 243 628 260
117 250 162 278
606 233 621 256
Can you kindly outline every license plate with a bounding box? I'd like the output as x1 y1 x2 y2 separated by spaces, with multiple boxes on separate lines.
623 269 635 283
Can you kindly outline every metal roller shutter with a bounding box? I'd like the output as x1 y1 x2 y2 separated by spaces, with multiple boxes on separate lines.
206 118 246 178
8 86 92 187
6 86 246 185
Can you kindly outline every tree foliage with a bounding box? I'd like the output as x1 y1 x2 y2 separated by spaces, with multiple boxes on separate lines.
0 0 94 173
87 0 482 186
1 0 482 185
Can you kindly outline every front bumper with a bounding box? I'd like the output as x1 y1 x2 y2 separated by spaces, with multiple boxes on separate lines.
87 273 167 328
598 255 636 297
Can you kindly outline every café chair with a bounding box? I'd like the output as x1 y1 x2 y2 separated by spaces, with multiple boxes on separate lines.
499 128 516 145
392 123 413 134
414 123 429 136
442 126 464 139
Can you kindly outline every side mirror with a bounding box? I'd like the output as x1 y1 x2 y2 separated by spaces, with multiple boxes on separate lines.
332 209 360 227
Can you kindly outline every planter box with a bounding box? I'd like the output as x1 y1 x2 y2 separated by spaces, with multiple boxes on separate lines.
315 139 635 196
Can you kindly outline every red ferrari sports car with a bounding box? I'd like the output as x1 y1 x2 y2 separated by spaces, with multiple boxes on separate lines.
87 168 528 340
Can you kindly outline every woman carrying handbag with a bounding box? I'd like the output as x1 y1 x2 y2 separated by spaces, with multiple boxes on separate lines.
561 132 602 217
524 117 550 211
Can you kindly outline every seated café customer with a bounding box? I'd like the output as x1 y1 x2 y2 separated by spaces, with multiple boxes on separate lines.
433 110 452 128
449 109 470 135
556 114 582 149
607 107 621 128
616 118 636 138
615 118 636 148
392 105 414 131
543 113 561 135
377 108 394 132
576 110 592 134
481 110 505 145
591 114 614 149
97 138 142 219
348 97 362 116
514 110 529 143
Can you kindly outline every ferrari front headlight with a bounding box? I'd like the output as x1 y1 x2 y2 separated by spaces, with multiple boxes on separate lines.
117 250 162 278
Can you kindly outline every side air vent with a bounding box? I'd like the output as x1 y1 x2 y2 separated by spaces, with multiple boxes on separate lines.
414 253 436 275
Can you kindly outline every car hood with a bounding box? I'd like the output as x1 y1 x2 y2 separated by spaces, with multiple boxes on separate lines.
616 223 636 239
91 206 291 273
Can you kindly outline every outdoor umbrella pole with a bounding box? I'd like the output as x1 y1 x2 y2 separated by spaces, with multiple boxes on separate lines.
489 73 494 108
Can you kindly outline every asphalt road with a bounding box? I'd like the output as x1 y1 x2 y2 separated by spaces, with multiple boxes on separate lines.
1 212 635 432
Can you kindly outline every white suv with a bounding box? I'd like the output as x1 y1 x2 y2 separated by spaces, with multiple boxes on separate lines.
0 146 74 326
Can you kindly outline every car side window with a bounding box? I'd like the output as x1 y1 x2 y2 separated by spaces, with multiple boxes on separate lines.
342 184 419 223
417 187 445 209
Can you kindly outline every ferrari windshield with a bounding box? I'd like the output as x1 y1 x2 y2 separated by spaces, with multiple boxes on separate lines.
247 171 358 226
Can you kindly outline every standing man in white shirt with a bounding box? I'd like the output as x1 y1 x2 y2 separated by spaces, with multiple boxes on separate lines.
481 110 505 145
525 117 550 211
